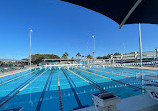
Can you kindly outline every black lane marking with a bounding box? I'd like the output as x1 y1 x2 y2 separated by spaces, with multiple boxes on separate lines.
0 70 43 104
62 69 82 107
48 68 54 91
68 68 106 93
62 69 89 110
35 69 53 111
66 71 76 88
79 68 142 90
76 70 102 89
0 71 29 85
0 69 47 107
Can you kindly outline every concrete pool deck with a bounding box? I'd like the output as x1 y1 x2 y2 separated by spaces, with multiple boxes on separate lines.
0 66 38 78
122 66 158 71
76 94 158 111
97 64 158 71
88 64 158 70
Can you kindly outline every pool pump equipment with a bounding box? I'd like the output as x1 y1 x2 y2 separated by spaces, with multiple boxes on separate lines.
92 92 120 111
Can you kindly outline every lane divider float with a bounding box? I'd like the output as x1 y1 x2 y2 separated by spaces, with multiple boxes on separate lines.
0 69 39 86
86 68 158 84
66 68 106 93
75 67 144 90
0 69 48 107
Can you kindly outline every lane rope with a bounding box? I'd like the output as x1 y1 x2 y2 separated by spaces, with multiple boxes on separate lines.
74 70 101 89
0 69 48 107
75 67 144 90
86 68 158 84
35 69 53 111
0 69 43 104
62 69 83 108
58 70 63 111
66 68 106 93
106 67 158 77
0 69 39 86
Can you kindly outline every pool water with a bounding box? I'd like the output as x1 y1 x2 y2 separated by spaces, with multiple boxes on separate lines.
0 66 158 111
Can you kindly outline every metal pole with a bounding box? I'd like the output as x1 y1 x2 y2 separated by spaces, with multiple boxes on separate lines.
91 35 95 64
155 49 158 61
123 43 125 64
139 24 142 67
92 35 95 59
94 37 95 60
86 42 89 65
87 42 89 57
30 29 32 71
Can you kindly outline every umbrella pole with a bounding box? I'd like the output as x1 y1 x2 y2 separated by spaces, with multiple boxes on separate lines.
139 24 142 67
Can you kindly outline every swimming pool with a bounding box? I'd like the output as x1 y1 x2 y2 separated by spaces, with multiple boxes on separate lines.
0 66 158 111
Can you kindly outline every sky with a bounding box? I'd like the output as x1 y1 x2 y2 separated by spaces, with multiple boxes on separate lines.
0 0 158 60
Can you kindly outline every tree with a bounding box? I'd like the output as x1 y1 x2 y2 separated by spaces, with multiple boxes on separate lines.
87 54 93 59
22 59 29 61
103 54 111 59
65 52 69 57
25 54 60 64
61 55 65 59
114 52 120 55
76 52 81 58
97 56 103 59
62 52 69 59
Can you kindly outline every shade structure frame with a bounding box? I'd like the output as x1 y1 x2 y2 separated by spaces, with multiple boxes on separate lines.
119 0 143 29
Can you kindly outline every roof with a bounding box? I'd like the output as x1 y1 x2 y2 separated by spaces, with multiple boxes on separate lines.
0 59 28 62
43 59 81 61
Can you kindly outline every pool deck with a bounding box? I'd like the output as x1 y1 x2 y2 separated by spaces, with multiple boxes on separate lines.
89 64 158 71
76 94 158 111
0 66 38 78
117 66 158 71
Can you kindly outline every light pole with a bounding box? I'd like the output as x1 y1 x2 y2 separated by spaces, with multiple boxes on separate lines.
92 35 95 60
86 41 89 57
29 29 32 71
29 29 33 105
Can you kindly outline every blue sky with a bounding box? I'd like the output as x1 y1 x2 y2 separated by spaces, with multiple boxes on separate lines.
0 0 158 59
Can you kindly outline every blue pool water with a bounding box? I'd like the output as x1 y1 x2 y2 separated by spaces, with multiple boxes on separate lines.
0 66 158 111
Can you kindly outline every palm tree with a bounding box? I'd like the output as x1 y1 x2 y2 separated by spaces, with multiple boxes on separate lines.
61 55 65 59
64 52 69 58
62 52 69 59
76 52 81 59
87 54 93 59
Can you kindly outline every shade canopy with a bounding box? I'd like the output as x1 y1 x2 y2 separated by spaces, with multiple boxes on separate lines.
61 0 158 28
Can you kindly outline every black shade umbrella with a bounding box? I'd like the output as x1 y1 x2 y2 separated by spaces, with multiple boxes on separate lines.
61 0 158 67
61 0 158 28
